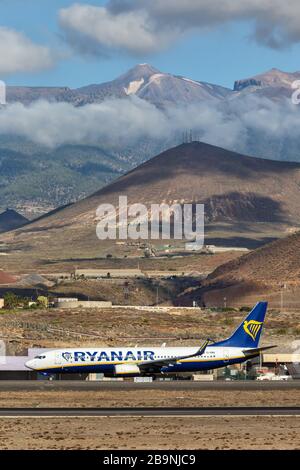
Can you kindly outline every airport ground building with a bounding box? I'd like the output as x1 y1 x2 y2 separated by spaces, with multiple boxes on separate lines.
53 298 112 309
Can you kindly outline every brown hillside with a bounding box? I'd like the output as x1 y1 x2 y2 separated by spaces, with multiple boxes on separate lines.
1 142 300 269
10 142 300 225
181 230 300 308
207 231 300 284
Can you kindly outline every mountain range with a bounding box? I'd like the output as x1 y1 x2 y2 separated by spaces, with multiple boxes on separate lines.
2 63 300 214
6 64 231 107
7 64 297 106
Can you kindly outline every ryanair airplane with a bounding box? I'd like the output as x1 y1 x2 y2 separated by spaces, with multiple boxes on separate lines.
25 302 275 377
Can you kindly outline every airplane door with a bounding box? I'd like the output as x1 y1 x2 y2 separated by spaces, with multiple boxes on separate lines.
55 352 62 365
224 349 230 363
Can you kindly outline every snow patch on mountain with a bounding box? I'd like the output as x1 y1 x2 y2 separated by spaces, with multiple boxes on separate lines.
124 78 145 95
148 73 166 84
182 77 202 86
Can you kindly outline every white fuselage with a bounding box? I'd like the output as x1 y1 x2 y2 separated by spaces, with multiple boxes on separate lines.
25 345 253 376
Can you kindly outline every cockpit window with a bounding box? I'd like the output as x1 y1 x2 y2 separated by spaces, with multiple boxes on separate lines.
34 355 46 359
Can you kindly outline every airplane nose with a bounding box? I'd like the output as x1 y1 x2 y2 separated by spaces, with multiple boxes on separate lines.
25 360 35 370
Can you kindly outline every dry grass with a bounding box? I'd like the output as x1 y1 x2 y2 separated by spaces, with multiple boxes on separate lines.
1 389 300 408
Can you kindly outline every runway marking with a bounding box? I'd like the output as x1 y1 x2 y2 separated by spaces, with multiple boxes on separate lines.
1 380 300 392
1 408 300 417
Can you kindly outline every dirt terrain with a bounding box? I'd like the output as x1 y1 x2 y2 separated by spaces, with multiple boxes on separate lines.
0 252 243 309
0 247 242 274
0 416 299 450
1 388 299 408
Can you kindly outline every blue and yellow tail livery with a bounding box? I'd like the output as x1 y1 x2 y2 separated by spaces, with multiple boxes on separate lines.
214 301 268 348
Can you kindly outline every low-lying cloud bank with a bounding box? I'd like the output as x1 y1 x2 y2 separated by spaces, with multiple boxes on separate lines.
0 94 299 159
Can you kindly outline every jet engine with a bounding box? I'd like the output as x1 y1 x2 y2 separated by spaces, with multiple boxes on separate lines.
114 363 141 375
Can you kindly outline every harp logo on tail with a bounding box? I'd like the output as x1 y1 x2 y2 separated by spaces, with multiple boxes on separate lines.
243 320 263 341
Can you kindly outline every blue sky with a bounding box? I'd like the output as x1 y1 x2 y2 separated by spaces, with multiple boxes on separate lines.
2 0 300 89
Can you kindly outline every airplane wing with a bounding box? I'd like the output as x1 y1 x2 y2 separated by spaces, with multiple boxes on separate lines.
138 339 210 373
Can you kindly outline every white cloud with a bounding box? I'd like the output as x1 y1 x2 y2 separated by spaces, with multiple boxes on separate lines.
0 97 168 147
59 4 177 56
0 94 298 158
59 1 300 56
0 27 56 75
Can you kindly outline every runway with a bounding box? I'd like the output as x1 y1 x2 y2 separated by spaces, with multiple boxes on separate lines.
0 407 300 417
0 380 299 391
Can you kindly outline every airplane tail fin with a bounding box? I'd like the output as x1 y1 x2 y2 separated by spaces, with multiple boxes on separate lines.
213 302 268 348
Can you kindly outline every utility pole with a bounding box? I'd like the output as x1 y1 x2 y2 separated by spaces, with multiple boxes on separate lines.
280 283 287 313
259 351 262 369
124 282 129 305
